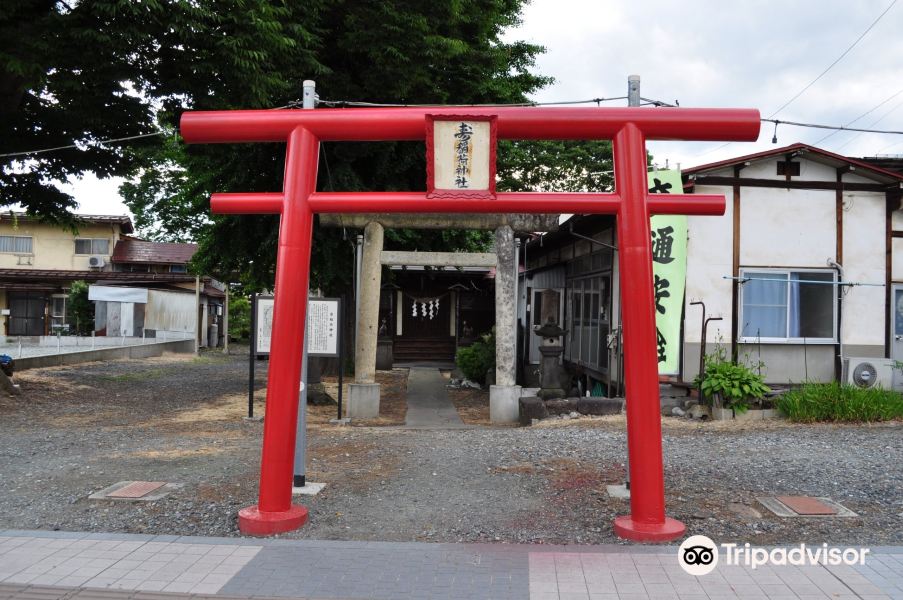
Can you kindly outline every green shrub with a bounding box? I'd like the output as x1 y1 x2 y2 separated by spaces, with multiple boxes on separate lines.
229 295 251 341
66 280 94 335
695 353 770 413
776 382 903 422
455 329 495 384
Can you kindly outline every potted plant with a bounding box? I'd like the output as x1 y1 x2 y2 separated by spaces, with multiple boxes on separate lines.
696 354 771 420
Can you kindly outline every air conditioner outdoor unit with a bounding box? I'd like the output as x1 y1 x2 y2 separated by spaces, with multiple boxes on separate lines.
88 255 106 268
842 357 902 391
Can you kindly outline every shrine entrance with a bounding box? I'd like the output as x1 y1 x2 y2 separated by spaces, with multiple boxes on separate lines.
181 88 759 542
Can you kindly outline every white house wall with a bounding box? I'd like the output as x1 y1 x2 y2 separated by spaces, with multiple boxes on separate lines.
683 184 733 346
841 191 886 350
894 239 903 281
739 187 835 267
682 159 897 383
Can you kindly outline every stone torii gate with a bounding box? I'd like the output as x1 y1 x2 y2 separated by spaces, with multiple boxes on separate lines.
181 103 760 541
320 214 543 423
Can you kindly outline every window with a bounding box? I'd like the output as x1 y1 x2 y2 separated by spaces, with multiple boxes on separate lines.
566 274 611 372
739 269 836 342
0 235 33 254
776 160 801 176
169 264 187 273
75 238 109 255
50 294 68 331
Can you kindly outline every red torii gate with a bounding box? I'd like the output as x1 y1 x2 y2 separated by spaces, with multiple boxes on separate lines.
181 106 760 541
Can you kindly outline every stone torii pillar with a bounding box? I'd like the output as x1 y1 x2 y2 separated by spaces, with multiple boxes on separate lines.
181 104 759 542
491 224 520 422
348 221 383 418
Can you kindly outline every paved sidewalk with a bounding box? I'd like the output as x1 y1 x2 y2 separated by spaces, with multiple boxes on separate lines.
1 530 902 599
404 367 468 428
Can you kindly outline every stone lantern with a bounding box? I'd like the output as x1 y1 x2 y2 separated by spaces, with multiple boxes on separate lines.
535 315 566 399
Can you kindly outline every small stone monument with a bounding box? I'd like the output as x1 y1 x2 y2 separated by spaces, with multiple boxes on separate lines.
535 316 566 400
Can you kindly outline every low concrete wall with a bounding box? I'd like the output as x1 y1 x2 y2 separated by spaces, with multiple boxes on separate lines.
682 341 884 384
13 340 195 371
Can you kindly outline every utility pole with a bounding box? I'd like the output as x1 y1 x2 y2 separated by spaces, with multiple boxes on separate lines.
293 79 317 490
628 75 641 108
624 74 640 492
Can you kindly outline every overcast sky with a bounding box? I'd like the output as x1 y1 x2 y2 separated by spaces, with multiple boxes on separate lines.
69 0 903 216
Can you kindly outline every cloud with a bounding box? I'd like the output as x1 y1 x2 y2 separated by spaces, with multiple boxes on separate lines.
505 0 903 166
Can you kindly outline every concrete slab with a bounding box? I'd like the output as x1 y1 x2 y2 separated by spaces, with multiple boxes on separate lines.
606 484 631 499
290 482 325 496
404 367 465 428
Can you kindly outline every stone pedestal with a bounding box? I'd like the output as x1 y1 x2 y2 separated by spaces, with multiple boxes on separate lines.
490 384 522 423
537 344 566 399
348 383 380 419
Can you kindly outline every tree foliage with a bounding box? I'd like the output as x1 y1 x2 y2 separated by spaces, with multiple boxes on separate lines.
121 0 562 294
66 280 93 335
4 1 617 296
1 0 319 224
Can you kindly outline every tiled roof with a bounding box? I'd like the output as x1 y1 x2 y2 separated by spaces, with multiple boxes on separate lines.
112 239 197 264
0 212 134 233
684 142 903 184
0 268 198 283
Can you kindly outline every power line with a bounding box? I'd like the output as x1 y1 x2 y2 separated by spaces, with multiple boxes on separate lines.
0 131 168 159
315 97 628 108
6 96 903 160
832 97 903 152
767 0 898 119
813 87 903 145
762 118 903 136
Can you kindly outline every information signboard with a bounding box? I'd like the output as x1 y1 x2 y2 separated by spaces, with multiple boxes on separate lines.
255 296 339 357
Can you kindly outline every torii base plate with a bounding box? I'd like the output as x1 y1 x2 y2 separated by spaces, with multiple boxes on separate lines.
613 515 686 543
238 504 308 536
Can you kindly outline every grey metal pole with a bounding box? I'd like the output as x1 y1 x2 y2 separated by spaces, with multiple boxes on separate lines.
623 74 641 491
514 238 521 380
195 275 201 355
354 233 363 362
223 286 230 354
248 292 257 419
293 79 316 489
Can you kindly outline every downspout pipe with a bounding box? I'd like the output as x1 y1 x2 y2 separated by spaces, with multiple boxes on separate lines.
827 259 844 381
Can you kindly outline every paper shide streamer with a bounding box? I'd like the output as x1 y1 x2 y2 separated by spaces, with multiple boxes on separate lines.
411 297 441 320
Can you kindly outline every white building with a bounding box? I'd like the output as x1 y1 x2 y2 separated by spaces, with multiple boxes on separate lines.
682 143 903 383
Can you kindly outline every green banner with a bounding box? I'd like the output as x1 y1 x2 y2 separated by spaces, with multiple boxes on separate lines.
647 170 687 375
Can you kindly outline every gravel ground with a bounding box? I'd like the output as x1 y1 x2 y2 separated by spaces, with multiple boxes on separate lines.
1 350 901 547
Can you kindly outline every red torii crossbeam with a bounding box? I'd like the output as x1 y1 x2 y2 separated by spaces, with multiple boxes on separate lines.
181 106 760 541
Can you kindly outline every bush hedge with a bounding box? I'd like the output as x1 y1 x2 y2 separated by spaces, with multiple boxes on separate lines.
776 382 903 422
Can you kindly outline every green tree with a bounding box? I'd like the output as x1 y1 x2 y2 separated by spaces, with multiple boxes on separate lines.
1 0 322 223
66 280 93 335
228 294 251 341
120 0 559 294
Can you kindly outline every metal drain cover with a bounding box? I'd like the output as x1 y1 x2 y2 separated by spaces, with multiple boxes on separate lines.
89 481 183 501
758 496 857 518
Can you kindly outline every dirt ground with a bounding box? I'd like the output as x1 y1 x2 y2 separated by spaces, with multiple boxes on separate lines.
1 350 901 546
308 370 408 427
447 388 491 425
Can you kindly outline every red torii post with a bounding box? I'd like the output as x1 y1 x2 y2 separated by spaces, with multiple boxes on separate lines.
181 106 759 541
